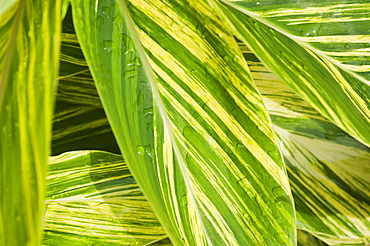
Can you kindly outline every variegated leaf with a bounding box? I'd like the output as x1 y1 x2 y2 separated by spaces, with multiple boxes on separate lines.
44 151 168 245
0 1 61 245
218 0 370 148
241 41 370 245
70 0 295 245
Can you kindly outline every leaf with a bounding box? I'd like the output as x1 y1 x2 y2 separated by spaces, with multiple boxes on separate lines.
0 0 61 245
44 151 167 246
61 0 70 19
70 0 295 245
218 0 370 148
241 42 370 245
53 25 119 155
297 230 328 246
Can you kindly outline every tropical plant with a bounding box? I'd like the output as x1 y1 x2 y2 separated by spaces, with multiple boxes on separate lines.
1 0 369 245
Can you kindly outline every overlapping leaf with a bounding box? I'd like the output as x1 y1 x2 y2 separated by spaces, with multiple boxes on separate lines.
297 230 328 246
44 151 167 245
0 1 61 245
70 0 295 245
53 28 119 155
218 0 370 148
241 42 370 245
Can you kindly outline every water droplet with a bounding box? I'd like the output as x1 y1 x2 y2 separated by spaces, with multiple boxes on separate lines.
137 146 145 156
191 69 198 74
273 187 291 208
361 84 367 91
275 229 289 243
144 145 153 158
144 107 153 117
180 194 188 206
243 212 251 221
125 48 135 55
269 28 276 36
236 143 244 148
124 70 139 80
233 55 241 63
103 40 113 53
224 55 232 63
102 6 111 18
96 16 104 31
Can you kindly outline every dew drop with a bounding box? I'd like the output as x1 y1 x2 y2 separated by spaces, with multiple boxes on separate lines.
269 28 276 36
102 6 111 18
125 48 135 55
236 143 244 148
224 55 232 63
275 229 289 243
103 40 113 53
136 146 145 156
233 55 241 62
243 212 251 221
273 193 291 208
144 145 153 158
96 16 104 31
180 194 188 206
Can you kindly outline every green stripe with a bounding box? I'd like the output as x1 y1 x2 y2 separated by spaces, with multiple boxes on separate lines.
241 42 370 245
70 0 295 244
219 1 370 149
44 151 167 246
0 1 61 245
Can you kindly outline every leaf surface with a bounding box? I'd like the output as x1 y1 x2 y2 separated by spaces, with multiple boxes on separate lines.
53 29 119 155
219 0 370 147
241 42 370 245
44 151 167 245
70 0 295 245
0 0 61 245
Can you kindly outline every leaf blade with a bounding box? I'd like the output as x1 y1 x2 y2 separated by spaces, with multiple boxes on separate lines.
44 151 167 246
219 0 370 147
241 42 370 245
71 0 295 244
0 0 61 245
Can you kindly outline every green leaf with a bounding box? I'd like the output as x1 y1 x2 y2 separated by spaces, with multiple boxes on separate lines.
61 0 70 19
44 151 168 245
70 0 295 245
218 0 370 148
241 42 370 245
297 230 328 246
53 29 120 155
0 0 61 245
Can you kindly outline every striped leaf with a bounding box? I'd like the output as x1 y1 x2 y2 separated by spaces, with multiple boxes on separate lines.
70 0 295 245
241 42 370 245
53 28 119 155
0 1 61 245
218 0 370 148
44 151 168 245
297 230 328 246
